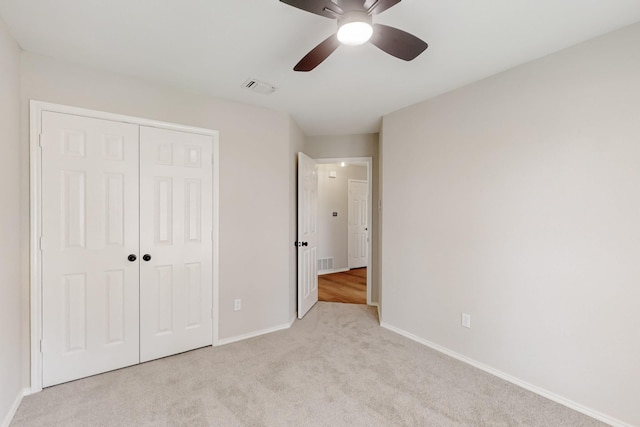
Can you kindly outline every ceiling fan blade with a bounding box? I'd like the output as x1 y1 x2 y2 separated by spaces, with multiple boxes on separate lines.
366 0 401 15
370 24 428 61
280 0 342 19
294 34 341 71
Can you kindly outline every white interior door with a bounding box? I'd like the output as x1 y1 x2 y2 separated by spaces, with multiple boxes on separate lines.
348 179 368 269
297 152 318 319
41 111 140 387
139 126 213 362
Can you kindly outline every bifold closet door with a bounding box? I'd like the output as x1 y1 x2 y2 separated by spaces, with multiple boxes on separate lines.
41 112 140 387
139 126 213 362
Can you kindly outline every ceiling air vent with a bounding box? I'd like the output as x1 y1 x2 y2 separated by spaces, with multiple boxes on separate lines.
242 78 276 95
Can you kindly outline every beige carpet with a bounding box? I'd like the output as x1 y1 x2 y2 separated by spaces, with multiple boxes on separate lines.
12 303 604 426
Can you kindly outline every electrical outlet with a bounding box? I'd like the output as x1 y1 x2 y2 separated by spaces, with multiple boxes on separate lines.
234 299 241 311
461 312 471 328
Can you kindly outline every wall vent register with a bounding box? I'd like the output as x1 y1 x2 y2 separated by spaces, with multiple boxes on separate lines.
242 78 276 94
318 257 334 271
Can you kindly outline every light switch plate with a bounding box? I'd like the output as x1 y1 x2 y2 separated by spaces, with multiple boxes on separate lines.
461 312 471 328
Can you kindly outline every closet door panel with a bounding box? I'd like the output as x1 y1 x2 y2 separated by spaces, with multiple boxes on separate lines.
139 126 213 362
41 112 140 387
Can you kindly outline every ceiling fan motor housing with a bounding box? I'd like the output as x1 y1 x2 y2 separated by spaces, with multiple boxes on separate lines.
338 10 372 26
337 11 373 45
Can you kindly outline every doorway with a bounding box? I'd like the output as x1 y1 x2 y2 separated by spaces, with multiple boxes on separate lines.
315 160 370 305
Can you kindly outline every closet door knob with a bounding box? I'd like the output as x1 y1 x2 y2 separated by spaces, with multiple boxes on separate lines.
143 254 152 262
128 254 137 262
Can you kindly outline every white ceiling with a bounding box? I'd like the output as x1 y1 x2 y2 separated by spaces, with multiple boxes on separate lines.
1 0 639 136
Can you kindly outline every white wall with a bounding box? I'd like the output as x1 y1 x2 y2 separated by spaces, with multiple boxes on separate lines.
20 53 293 371
0 17 23 427
381 23 640 426
317 164 367 271
305 134 380 303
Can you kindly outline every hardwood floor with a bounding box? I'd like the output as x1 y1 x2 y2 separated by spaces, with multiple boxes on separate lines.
318 268 366 304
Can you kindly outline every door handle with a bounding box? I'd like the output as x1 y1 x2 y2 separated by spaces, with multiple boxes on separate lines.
143 254 152 262
128 254 137 262
301 242 308 247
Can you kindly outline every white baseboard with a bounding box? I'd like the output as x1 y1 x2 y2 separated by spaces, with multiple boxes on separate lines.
318 268 349 275
1 388 28 427
380 322 632 427
288 313 297 327
370 302 380 321
215 321 293 346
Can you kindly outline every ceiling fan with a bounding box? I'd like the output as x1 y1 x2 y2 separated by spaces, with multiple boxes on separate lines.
280 0 428 71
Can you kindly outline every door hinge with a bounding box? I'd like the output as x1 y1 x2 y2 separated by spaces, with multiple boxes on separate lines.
40 339 43 353
38 134 43 148
39 236 44 251
211 230 214 242
211 153 214 166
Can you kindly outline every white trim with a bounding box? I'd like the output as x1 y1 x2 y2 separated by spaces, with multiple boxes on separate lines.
366 301 381 324
30 101 216 136
369 301 381 323
314 157 374 306
1 388 29 427
318 267 350 275
215 322 293 347
211 135 220 346
380 322 632 427
29 100 220 392
29 102 42 393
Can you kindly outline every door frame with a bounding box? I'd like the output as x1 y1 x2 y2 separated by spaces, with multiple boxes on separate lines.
314 157 373 305
29 100 220 393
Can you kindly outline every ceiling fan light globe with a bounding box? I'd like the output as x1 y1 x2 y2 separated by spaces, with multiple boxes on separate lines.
337 21 373 46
